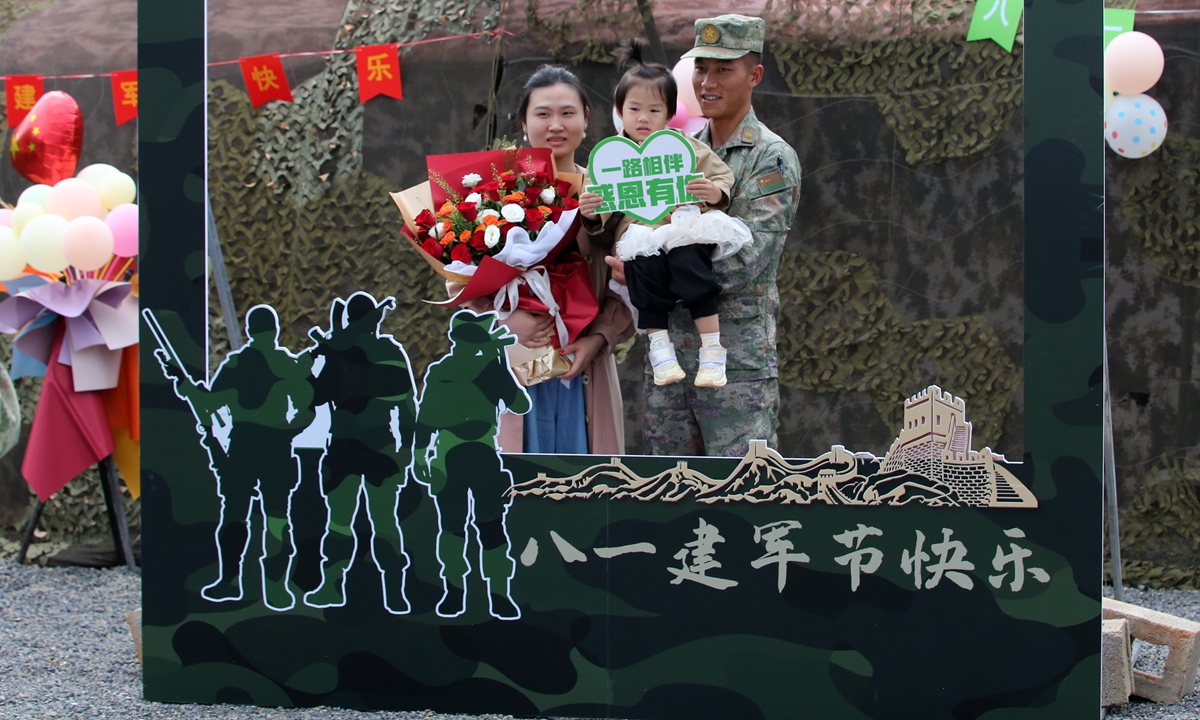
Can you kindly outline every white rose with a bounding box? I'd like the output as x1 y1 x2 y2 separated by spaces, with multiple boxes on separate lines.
501 203 526 223
428 223 444 240
539 187 556 204
484 225 501 248
462 173 482 188
478 208 501 221
464 192 482 205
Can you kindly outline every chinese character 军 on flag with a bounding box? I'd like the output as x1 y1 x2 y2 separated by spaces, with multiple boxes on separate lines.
6 75 44 128
239 54 292 108
355 44 402 103
110 70 138 126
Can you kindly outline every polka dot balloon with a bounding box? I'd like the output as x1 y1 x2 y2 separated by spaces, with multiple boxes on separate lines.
1105 93 1168 158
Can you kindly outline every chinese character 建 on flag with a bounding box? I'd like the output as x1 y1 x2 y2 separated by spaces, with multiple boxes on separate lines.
110 70 138 126
238 54 292 108
6 75 44 128
355 44 402 103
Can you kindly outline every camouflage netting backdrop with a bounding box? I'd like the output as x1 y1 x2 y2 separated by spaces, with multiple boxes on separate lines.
1109 48 1200 589
4 0 1029 556
51 0 1200 582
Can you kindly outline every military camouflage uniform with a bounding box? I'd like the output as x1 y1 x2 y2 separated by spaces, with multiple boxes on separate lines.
304 293 418 615
644 15 802 458
413 311 530 620
155 306 314 610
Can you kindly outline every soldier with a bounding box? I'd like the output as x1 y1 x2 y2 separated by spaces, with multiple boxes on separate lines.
150 305 314 610
303 292 418 615
413 310 530 620
608 14 802 457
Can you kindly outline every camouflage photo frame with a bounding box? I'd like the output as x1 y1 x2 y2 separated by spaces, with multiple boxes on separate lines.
138 0 1103 717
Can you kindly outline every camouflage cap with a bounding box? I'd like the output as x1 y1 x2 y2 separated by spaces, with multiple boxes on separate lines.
681 14 765 60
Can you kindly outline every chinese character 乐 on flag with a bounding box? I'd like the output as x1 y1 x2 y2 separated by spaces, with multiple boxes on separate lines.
110 70 138 126
6 75 44 128
355 44 402 103
239 54 292 108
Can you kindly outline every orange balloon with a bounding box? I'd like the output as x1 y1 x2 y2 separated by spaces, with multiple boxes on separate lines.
1105 31 1165 95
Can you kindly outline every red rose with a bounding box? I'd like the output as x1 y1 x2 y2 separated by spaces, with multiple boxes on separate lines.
523 192 540 208
476 180 500 197
469 228 488 250
562 196 580 210
422 238 444 260
415 209 437 227
456 201 478 222
533 171 552 186
548 206 563 222
450 243 473 264
499 171 517 191
525 207 545 232
555 179 574 198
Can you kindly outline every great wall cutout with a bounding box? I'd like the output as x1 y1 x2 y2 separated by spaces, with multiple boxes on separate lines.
511 385 1037 509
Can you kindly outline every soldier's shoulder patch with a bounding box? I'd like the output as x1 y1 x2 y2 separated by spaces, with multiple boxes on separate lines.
740 126 756 144
755 169 787 196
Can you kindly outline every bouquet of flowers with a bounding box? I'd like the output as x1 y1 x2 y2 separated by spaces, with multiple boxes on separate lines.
414 166 580 272
391 148 600 386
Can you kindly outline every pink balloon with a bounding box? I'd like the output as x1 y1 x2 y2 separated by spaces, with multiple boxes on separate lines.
62 216 114 271
1105 31 1165 95
45 178 103 220
105 203 139 257
0 209 12 228
667 100 691 129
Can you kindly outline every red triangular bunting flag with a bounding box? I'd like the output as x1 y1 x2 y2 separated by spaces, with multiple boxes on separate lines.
110 70 138 126
6 75 44 129
239 54 292 108
355 44 402 103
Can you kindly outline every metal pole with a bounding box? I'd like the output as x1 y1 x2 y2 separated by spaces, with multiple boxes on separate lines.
1103 343 1124 601
17 499 46 564
207 197 243 351
98 455 138 571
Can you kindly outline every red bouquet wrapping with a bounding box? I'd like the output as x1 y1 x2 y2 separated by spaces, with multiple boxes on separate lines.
391 149 599 383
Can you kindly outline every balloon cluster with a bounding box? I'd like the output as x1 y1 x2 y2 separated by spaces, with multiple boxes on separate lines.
0 164 137 281
1104 31 1168 159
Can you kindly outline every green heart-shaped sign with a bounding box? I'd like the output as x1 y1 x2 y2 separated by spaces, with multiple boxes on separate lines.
586 129 704 224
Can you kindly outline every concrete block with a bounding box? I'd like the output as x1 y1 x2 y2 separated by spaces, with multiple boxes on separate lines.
1103 597 1200 703
126 608 142 669
1102 618 1133 706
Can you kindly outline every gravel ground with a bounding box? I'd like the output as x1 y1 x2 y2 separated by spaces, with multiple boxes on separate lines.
2 562 1198 719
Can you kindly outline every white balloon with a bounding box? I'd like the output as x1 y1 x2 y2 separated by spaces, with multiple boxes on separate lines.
19 214 69 273
12 202 44 236
0 227 25 280
611 106 624 135
17 184 51 208
76 163 120 189
1105 93 1168 158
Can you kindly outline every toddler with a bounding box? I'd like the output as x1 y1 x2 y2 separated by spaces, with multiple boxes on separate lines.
580 39 750 388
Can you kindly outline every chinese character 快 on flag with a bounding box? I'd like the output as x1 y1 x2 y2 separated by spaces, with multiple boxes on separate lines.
6 75 44 128
355 44 402 103
110 70 138 126
239 54 292 108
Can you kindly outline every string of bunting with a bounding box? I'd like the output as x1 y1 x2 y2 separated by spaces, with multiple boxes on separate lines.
1 29 510 128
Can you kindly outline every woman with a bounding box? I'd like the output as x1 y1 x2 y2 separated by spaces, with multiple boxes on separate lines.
490 65 633 454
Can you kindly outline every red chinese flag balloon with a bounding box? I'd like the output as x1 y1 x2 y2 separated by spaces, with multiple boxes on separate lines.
9 91 84 186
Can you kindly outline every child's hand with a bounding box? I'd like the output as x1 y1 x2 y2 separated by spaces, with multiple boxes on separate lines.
685 177 722 205
579 191 603 219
